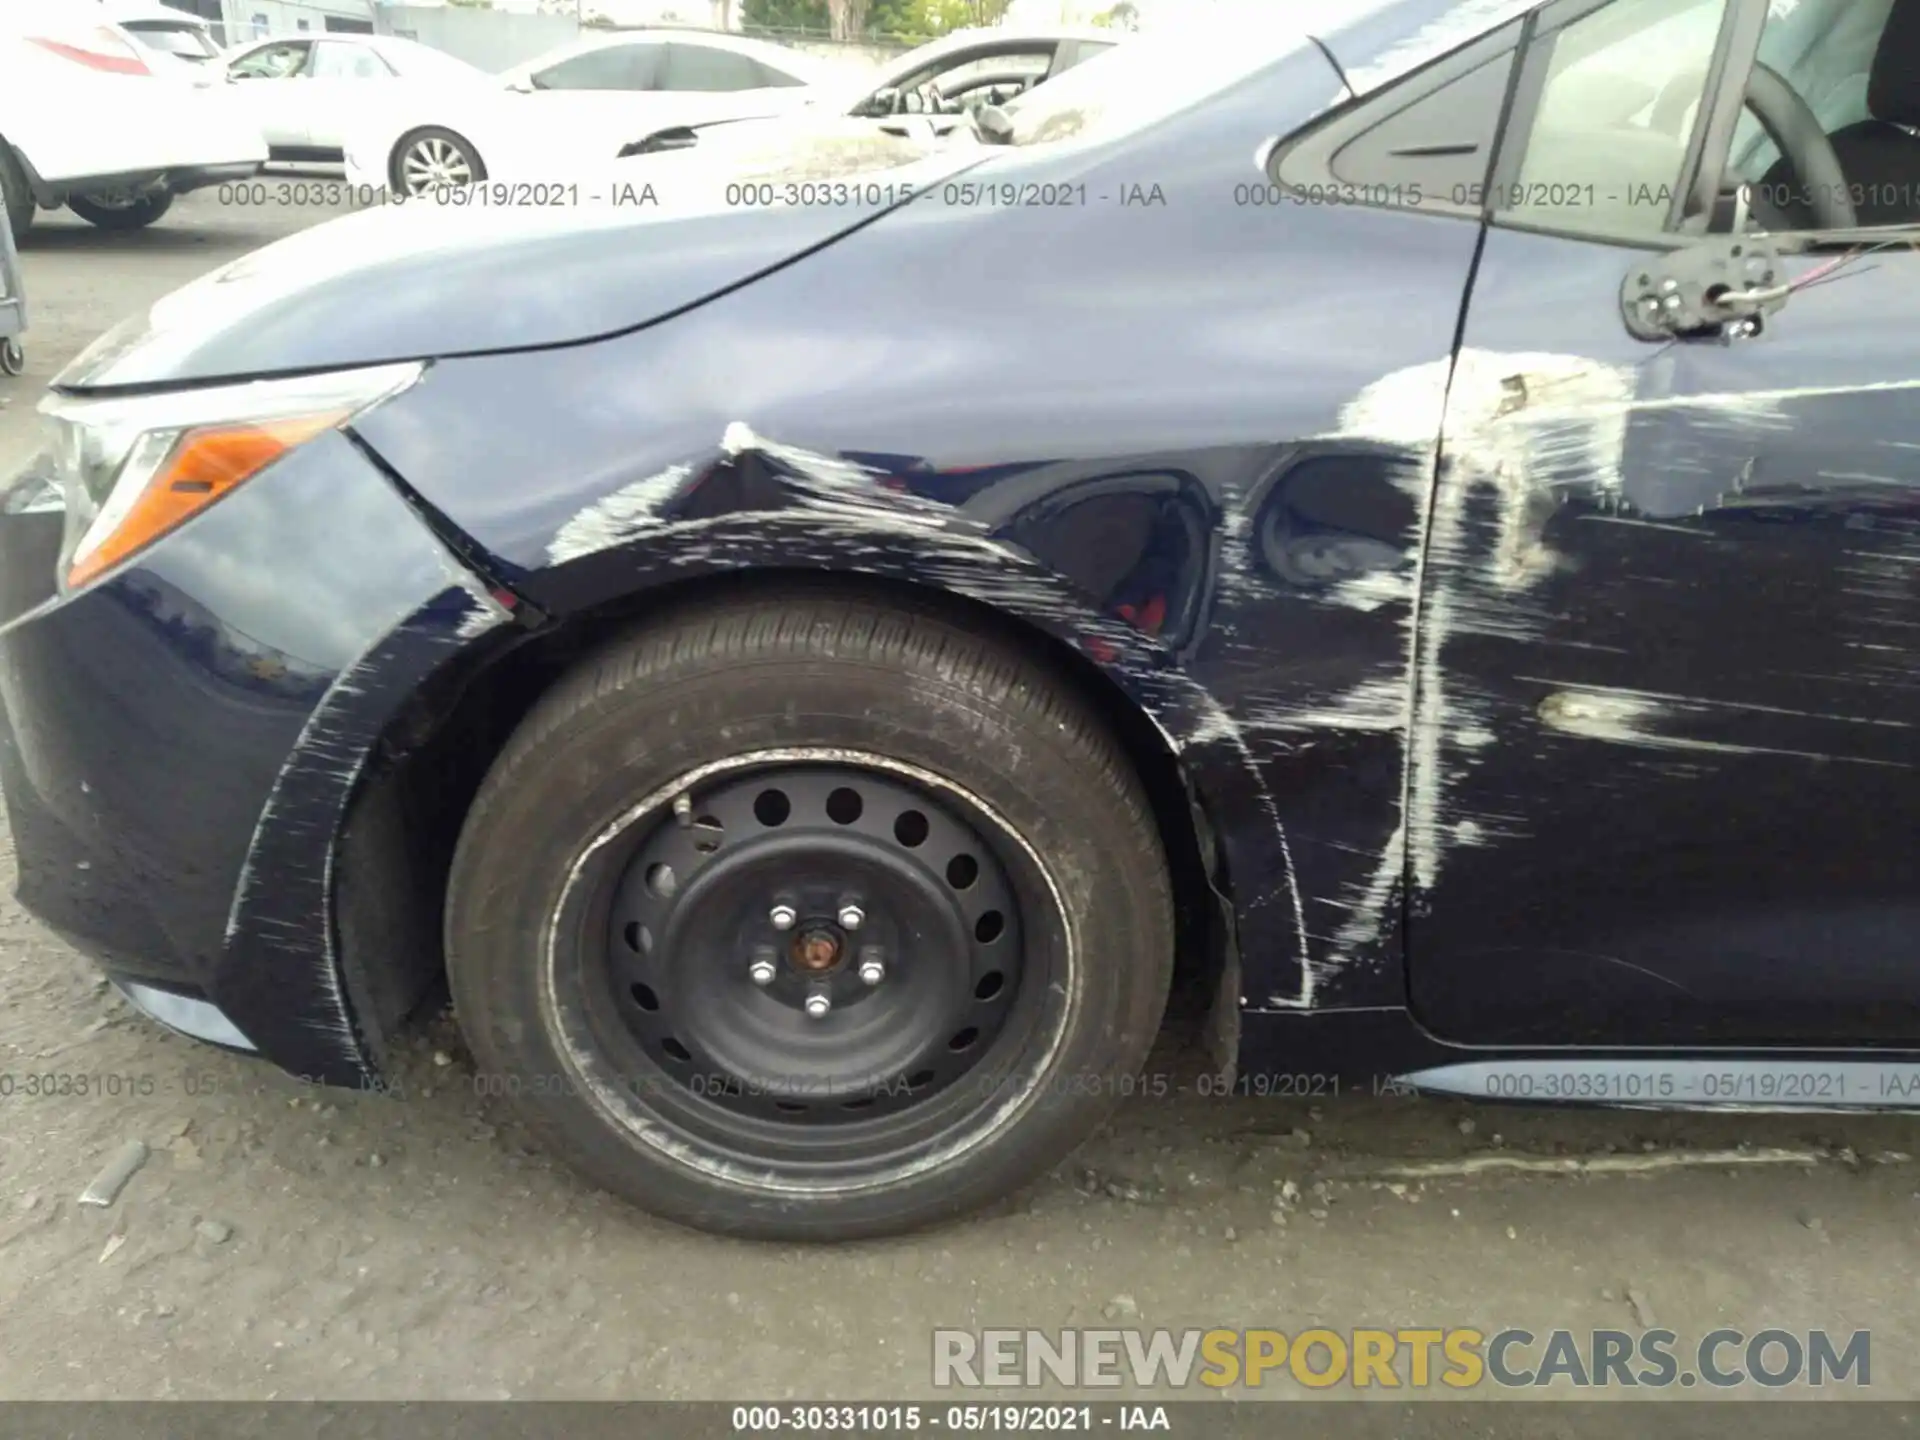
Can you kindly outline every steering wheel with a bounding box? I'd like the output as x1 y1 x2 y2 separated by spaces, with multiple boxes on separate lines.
1740 61 1857 229
1645 62 1855 230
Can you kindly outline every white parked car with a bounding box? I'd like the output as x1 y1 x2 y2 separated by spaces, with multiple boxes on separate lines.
207 33 488 165
342 29 833 196
0 2 266 239
620 27 1124 156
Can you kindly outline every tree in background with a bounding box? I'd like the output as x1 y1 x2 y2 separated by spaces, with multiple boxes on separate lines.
741 0 829 31
826 0 873 40
865 0 920 40
744 0 1006 41
871 0 1009 41
1093 1 1139 30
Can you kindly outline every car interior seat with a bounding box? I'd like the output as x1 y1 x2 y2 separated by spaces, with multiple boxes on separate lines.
1761 0 1920 227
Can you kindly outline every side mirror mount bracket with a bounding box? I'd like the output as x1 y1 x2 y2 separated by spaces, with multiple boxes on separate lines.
1621 211 1788 341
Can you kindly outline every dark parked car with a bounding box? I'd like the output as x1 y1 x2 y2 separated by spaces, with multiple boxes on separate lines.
3 0 1919 1240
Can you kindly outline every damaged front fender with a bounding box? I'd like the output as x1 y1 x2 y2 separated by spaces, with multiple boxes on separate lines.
359 412 1334 1044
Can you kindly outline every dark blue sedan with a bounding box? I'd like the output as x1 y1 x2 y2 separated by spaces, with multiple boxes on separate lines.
4 0 1919 1238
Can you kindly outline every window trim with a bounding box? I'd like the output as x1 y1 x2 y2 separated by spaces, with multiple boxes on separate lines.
1489 0 1920 248
1698 4 1920 244
1269 18 1529 225
1267 0 1920 249
1484 0 1765 248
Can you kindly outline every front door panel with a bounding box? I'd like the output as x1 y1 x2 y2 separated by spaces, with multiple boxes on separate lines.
1409 225 1920 1045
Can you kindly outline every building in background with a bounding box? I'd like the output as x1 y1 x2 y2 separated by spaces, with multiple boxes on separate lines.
159 0 377 41
156 0 228 38
378 2 578 69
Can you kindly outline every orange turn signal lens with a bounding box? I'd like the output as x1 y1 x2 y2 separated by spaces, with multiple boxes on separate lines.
65 410 347 591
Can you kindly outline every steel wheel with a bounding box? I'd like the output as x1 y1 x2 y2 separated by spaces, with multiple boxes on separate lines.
544 752 1068 1186
396 129 480 195
582 761 1030 1151
447 588 1174 1239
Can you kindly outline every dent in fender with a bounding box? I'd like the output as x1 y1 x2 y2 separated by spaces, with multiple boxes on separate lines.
538 418 1308 1006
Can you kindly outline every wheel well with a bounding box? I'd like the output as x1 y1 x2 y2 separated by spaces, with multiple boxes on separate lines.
0 136 45 206
335 570 1232 1068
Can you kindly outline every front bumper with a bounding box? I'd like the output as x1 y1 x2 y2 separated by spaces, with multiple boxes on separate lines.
0 426 506 1084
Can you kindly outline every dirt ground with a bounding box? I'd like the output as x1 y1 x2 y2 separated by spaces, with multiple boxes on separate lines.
1 189 1918 1403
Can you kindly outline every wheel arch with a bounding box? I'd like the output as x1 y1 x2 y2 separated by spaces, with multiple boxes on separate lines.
335 565 1241 1077
0 132 55 207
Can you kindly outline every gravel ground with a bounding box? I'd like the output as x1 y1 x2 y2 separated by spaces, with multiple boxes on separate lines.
1 189 1918 1403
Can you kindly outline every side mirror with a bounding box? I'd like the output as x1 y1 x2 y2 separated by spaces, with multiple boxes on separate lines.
505 78 534 93
1621 226 1788 342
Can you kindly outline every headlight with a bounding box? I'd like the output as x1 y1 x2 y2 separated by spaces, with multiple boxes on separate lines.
41 362 421 594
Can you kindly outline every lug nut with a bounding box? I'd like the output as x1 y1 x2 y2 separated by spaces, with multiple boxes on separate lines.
838 903 865 931
749 956 777 986
804 992 832 1018
858 955 886 986
769 904 797 931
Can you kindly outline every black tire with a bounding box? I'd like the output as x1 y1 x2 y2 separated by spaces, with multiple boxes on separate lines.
445 588 1174 1240
0 141 33 244
388 126 485 197
68 191 173 231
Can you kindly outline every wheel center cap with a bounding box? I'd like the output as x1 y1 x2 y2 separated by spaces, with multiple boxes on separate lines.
791 925 843 973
